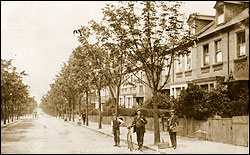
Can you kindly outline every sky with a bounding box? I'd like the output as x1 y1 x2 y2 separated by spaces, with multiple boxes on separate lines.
1 1 216 104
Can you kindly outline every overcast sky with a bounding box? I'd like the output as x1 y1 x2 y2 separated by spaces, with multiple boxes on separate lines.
1 1 216 104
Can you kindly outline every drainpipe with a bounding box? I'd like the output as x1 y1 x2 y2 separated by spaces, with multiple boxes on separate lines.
227 32 230 76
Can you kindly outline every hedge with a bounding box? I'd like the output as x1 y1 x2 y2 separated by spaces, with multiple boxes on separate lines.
88 107 170 118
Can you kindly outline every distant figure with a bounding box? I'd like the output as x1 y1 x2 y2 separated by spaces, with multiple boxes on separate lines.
131 109 147 151
64 114 68 122
81 112 86 125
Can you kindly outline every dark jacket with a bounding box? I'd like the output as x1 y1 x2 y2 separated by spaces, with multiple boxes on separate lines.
112 118 120 130
82 113 86 118
167 115 178 132
132 115 147 133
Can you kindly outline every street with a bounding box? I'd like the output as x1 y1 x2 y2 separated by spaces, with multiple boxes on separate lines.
1 109 156 154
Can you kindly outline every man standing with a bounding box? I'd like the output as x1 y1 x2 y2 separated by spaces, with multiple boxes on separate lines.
112 114 121 147
132 109 147 151
167 109 178 149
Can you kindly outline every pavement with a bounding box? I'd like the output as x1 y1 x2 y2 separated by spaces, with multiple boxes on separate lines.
66 117 249 154
1 116 25 129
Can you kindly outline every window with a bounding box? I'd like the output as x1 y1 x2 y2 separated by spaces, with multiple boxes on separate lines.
200 84 208 90
127 97 131 108
210 83 214 90
177 55 182 72
185 50 192 70
176 88 181 97
203 44 209 66
237 31 246 57
217 8 224 25
215 40 222 63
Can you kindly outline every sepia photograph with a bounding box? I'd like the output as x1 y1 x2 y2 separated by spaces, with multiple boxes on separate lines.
1 1 249 154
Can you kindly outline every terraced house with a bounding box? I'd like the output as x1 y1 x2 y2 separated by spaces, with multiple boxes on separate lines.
90 1 249 110
167 1 249 98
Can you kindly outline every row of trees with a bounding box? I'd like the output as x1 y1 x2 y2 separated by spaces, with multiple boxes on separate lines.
40 1 195 144
1 59 37 124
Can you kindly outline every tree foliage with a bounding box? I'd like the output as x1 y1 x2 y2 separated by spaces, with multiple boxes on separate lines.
174 83 248 120
1 59 36 124
143 92 175 109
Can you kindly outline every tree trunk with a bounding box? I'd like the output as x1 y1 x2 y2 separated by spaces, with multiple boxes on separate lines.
115 86 120 116
66 105 68 120
7 108 10 123
153 90 160 144
4 99 7 124
72 97 75 122
98 89 102 129
86 90 89 126
17 104 19 120
78 95 81 116
11 105 14 122
16 104 18 120
69 100 71 121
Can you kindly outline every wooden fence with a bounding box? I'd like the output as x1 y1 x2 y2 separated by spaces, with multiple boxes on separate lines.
87 115 249 147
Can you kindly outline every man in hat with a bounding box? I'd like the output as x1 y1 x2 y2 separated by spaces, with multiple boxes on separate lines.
112 114 121 147
167 109 179 149
132 109 147 151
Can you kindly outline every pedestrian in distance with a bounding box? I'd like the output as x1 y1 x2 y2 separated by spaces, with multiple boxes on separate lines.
112 114 122 147
167 109 179 149
131 109 147 151
81 112 86 125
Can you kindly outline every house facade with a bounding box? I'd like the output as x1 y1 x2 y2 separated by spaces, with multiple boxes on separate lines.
166 1 249 98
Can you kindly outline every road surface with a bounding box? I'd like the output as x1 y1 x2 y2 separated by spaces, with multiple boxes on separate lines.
1 109 156 154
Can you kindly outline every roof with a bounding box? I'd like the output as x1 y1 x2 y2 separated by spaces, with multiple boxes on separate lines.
187 14 215 24
198 8 249 39
214 1 248 9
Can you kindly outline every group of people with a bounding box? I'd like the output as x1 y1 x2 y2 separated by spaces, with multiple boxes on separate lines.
32 111 38 118
111 109 178 151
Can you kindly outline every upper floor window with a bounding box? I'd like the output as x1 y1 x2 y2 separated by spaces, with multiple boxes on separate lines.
177 55 182 72
203 44 209 66
217 7 224 25
139 85 143 93
185 50 192 71
237 31 246 57
215 40 222 63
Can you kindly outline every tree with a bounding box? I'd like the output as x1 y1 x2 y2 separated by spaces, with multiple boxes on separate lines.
71 45 94 126
75 25 110 129
1 59 31 124
87 20 133 117
100 1 193 144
